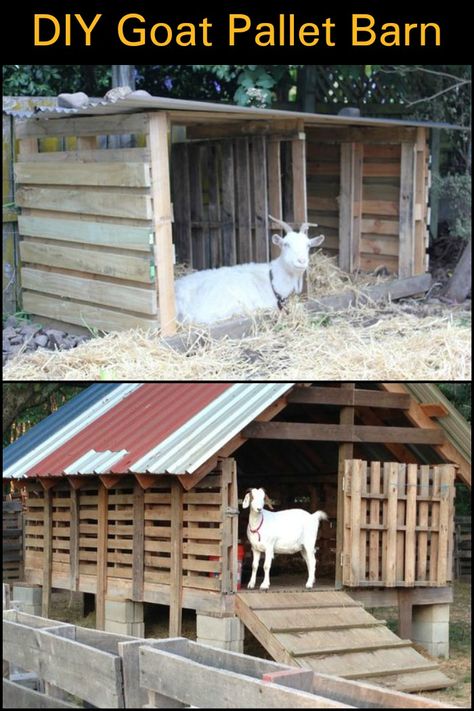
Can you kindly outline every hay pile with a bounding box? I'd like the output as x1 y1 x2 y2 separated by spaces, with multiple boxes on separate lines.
4 299 470 381
3 254 470 381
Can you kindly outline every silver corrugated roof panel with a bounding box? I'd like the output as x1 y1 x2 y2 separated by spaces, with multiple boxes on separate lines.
3 94 466 130
131 383 293 475
64 449 129 475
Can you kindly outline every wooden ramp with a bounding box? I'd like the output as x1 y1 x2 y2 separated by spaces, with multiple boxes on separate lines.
235 590 452 693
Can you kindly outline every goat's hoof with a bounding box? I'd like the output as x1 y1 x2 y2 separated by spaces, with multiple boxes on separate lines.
305 582 314 589
247 582 255 589
260 583 270 590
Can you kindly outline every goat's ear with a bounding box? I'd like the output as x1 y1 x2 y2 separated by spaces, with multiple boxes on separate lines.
242 492 251 509
309 234 325 248
272 234 284 247
264 494 274 510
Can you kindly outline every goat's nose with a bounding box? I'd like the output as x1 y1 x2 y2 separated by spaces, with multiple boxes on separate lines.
296 257 307 266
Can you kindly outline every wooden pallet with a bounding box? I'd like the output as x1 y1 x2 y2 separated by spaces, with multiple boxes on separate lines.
235 590 452 693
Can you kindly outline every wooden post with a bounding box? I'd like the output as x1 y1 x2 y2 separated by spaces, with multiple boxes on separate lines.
335 383 355 588
132 479 145 601
221 141 237 266
397 589 413 639
291 123 307 223
414 128 429 274
428 128 440 242
96 481 108 629
339 142 362 273
399 142 416 278
41 487 52 618
189 143 206 269
170 142 192 265
147 112 177 336
235 138 252 262
169 478 183 637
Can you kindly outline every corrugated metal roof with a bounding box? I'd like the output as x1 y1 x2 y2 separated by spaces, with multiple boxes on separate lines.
131 383 294 474
3 94 465 130
3 383 294 480
405 384 471 464
2 384 127 475
22 383 231 478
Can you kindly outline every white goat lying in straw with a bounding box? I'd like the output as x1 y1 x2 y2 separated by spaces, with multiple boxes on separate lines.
175 216 325 324
242 487 328 590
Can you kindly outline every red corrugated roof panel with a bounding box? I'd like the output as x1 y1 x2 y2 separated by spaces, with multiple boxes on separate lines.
29 383 231 477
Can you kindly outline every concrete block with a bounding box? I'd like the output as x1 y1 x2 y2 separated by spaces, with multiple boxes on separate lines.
412 603 449 658
197 637 244 653
104 619 145 637
12 585 42 604
196 614 244 642
105 598 143 623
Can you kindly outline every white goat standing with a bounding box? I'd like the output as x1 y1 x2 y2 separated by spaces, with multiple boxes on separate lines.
242 487 328 590
174 216 324 324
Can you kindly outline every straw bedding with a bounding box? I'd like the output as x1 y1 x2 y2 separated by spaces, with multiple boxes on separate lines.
3 255 471 381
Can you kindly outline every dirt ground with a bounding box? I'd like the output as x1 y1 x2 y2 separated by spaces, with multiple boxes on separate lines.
49 579 471 707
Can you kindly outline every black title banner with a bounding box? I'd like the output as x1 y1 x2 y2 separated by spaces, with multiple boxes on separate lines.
2 0 470 62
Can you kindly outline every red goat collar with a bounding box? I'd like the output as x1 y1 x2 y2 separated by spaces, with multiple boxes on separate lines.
249 513 264 541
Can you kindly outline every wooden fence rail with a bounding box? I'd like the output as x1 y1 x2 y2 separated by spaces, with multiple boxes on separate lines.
2 601 455 709
3 500 23 582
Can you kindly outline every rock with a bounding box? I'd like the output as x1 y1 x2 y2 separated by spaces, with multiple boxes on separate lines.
57 92 89 109
128 89 152 99
9 336 23 345
104 86 133 102
34 334 48 348
4 315 18 328
20 324 40 337
3 327 17 338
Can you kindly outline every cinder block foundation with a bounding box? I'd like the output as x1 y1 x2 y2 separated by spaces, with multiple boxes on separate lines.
104 597 144 637
196 613 244 653
412 603 450 658
11 584 42 616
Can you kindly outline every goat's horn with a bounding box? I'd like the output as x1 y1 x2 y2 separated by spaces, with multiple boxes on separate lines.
268 214 293 233
300 222 319 234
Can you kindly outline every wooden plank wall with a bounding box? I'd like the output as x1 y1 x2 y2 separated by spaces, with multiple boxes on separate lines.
343 461 456 587
171 137 270 269
306 126 429 277
23 468 236 602
14 113 159 332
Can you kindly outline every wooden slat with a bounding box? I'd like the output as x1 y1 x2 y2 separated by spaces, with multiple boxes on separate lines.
221 140 237 266
350 460 362 586
251 136 269 263
385 463 399 587
208 143 221 268
132 481 144 601
15 161 151 187
429 468 440 583
339 143 362 272
291 132 307 223
436 466 452 585
189 143 206 269
235 138 252 262
398 142 416 278
396 464 407 583
16 186 152 220
171 142 192 265
22 291 158 331
368 462 381 583
267 140 283 261
405 464 418 585
361 218 399 236
21 267 157 314
147 112 177 336
15 112 148 138
17 146 150 163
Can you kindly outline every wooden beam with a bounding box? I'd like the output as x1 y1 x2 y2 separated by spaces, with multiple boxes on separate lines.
41 488 52 618
356 408 418 463
289 386 410 409
169 479 183 637
336 384 355 589
419 403 449 418
242 422 445 445
147 112 177 336
38 477 60 491
68 477 90 490
380 384 471 487
99 474 123 489
96 481 108 630
134 473 158 490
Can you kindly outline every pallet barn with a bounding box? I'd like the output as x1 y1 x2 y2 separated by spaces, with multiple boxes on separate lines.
4 95 462 335
3 382 471 692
